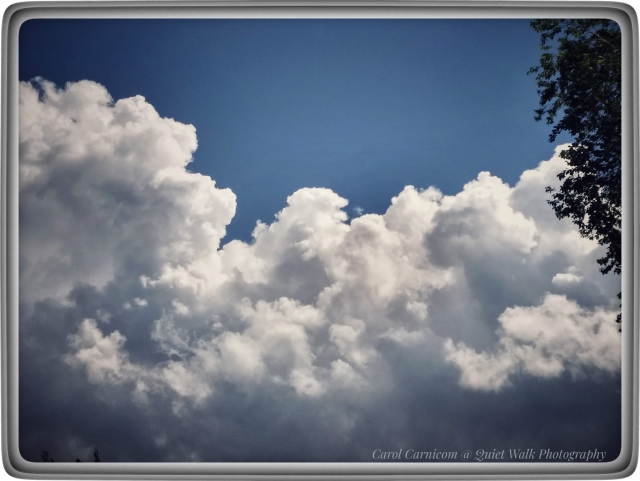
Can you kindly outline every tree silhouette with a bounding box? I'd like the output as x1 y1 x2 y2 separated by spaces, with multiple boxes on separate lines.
529 19 621 327
41 448 101 462
41 451 54 462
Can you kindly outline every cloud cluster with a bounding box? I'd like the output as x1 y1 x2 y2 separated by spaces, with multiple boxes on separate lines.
19 79 621 461
444 294 620 391
20 78 236 303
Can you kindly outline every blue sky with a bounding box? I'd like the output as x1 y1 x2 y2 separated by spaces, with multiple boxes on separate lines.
20 19 570 242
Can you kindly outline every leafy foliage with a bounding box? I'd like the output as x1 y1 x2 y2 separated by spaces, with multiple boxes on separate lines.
529 19 621 327
529 19 621 276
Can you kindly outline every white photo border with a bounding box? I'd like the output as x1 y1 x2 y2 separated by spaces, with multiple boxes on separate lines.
2 2 637 478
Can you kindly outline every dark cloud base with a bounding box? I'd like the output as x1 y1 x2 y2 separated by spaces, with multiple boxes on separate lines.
19 293 621 463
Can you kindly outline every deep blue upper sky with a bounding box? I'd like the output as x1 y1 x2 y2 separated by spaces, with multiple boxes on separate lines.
19 19 571 243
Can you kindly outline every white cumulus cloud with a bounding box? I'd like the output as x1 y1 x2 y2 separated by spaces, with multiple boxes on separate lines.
20 79 620 418
444 294 620 391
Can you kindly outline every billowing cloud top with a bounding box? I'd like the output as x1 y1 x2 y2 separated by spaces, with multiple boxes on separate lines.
19 79 621 462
